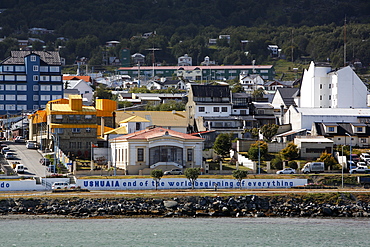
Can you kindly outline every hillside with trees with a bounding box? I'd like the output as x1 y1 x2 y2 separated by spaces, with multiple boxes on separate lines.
0 0 369 70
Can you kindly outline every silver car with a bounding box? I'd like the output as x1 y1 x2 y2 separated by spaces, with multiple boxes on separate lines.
164 169 183 175
276 168 296 174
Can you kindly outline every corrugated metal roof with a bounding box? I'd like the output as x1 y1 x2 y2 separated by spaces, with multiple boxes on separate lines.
115 111 188 127
1 51 61 65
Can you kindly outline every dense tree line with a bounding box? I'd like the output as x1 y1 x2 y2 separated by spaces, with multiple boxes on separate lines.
0 0 369 68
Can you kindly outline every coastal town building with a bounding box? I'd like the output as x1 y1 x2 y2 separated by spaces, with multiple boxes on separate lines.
110 126 204 175
0 51 63 115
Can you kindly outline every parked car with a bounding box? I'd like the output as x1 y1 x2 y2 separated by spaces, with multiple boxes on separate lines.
5 152 15 159
14 136 25 143
26 141 38 149
164 168 183 175
1 147 10 154
276 168 296 174
51 182 76 190
13 164 25 174
40 158 51 166
349 166 370 174
360 153 370 164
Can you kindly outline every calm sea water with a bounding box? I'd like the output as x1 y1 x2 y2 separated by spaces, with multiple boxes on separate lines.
1 217 369 247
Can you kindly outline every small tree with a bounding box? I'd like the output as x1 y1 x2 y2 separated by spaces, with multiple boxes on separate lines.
260 124 279 142
213 133 233 159
280 142 299 161
232 170 248 189
317 152 340 170
248 140 268 160
150 169 164 190
185 167 200 189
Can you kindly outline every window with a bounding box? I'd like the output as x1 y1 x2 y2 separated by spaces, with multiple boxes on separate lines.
85 115 92 119
86 128 91 133
17 85 27 91
33 95 39 101
52 95 61 100
187 149 193 162
5 95 15 100
40 85 50 91
357 127 363 132
320 95 322 100
136 122 141 131
3 66 13 72
30 55 36 61
51 76 61 81
17 105 26 110
320 84 322 89
329 95 331 100
361 138 367 143
69 142 76 148
4 75 15 81
33 105 39 110
17 95 27 101
55 128 64 134
0 85 3 90
137 148 144 162
49 66 60 72
40 66 48 72
0 105 3 110
33 85 39 91
52 85 62 91
33 65 38 71
199 107 205 112
221 107 228 112
329 84 332 89
55 115 63 119
40 76 49 81
17 75 26 81
5 105 15 110
33 75 39 81
5 85 15 90
213 107 219 112
0 95 3 100
15 66 25 72
72 128 80 133
328 127 335 132
77 142 82 148
40 95 50 101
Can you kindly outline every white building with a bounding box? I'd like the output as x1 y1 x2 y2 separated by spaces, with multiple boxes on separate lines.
284 107 370 130
178 54 192 66
63 79 94 104
300 61 368 108
110 127 204 175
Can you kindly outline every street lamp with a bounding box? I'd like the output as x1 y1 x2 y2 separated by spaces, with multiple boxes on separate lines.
341 145 345 188
346 133 352 169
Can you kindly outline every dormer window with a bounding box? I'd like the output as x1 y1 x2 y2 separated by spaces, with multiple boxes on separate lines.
357 127 363 132
31 55 36 61
328 127 335 132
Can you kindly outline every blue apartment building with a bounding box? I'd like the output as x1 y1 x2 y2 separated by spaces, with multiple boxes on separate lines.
0 51 63 115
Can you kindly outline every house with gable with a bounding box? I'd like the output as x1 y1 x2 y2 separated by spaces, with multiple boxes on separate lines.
63 76 94 104
110 126 204 175
311 121 370 148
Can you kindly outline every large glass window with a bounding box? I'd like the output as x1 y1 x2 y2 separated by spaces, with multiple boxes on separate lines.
149 146 183 166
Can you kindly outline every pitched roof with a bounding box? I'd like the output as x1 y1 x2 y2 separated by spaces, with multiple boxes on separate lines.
119 115 150 123
1 51 61 65
104 125 128 135
114 127 203 141
276 88 299 107
63 76 92 82
115 111 188 127
190 84 230 98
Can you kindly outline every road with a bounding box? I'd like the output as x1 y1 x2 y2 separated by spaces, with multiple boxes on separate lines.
5 141 46 177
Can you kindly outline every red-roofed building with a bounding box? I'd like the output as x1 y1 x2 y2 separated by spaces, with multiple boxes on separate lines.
110 126 204 175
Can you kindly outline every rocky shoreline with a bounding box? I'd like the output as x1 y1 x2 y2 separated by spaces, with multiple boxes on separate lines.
1 193 370 218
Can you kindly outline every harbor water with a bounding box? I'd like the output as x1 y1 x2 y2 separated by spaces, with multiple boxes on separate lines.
1 217 369 246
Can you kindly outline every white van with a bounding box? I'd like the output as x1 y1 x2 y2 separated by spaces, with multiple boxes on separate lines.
14 164 25 174
26 141 38 149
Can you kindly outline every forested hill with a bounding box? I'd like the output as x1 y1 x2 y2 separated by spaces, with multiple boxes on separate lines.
0 0 369 67
1 0 369 40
